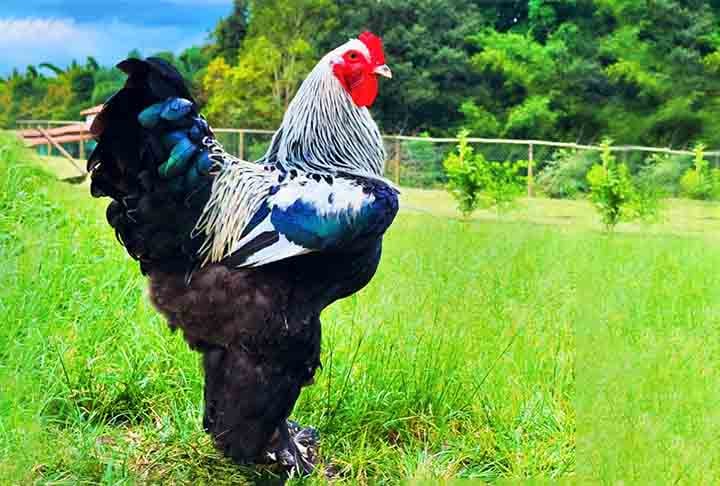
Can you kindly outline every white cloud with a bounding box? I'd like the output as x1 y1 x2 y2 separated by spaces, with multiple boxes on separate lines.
0 17 206 74
0 18 89 45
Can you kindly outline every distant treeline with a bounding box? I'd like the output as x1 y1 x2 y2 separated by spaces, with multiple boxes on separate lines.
2 0 720 148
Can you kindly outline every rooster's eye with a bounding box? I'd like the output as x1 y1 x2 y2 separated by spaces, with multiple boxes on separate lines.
348 52 359 60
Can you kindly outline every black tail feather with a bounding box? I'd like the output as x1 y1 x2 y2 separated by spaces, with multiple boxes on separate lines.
89 58 212 275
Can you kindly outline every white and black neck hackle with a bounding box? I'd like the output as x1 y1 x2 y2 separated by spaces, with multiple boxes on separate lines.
261 38 387 178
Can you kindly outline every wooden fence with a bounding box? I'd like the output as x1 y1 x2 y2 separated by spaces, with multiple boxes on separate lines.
212 128 720 196
16 120 720 195
16 121 92 177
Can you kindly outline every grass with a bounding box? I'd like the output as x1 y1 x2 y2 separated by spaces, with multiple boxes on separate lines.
576 237 720 484
1 132 719 483
403 187 720 239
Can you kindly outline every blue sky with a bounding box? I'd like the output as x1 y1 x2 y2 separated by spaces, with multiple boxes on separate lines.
0 0 233 75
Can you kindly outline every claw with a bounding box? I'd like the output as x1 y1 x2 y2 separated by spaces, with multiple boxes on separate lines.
265 421 319 476
294 426 319 448
286 421 319 475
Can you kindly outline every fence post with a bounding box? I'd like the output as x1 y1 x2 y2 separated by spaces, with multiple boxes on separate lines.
42 123 50 157
527 143 534 197
238 131 245 160
393 137 401 185
79 139 85 160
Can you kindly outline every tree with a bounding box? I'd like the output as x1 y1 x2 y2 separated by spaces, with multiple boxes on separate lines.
39 63 64 76
319 0 486 134
459 0 720 147
3 0 720 154
211 0 250 62
86 57 100 72
68 67 95 107
463 28 563 138
586 140 636 231
204 38 284 128
203 0 337 127
177 46 214 105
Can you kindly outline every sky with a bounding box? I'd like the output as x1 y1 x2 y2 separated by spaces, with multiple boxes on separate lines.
0 0 233 75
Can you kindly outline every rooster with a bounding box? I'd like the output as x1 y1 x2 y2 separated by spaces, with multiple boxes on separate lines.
87 32 397 474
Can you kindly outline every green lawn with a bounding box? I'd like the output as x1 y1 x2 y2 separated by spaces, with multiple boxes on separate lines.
402 187 720 239
1 133 719 483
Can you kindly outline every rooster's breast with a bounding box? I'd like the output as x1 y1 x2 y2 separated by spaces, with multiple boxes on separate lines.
147 241 383 356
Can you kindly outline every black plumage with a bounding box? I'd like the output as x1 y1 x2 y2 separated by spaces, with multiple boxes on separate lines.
88 52 398 474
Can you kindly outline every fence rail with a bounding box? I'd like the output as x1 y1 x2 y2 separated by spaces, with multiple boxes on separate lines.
14 120 720 193
16 119 87 126
16 120 720 154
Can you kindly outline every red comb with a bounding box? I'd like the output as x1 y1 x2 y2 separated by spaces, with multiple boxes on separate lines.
359 31 385 65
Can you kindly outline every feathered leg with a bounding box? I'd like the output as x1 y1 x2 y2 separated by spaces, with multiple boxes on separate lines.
269 316 322 474
201 346 304 464
149 266 325 473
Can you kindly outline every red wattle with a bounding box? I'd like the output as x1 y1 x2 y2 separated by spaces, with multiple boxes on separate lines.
333 61 379 107
350 74 378 107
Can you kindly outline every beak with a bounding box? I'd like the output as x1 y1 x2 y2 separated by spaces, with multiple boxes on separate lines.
373 64 392 79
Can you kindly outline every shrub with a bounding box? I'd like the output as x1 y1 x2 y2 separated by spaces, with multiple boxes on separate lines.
477 159 527 213
444 130 526 217
536 149 598 198
680 144 720 200
633 176 664 223
443 130 484 217
587 139 656 231
635 153 693 197
630 154 671 222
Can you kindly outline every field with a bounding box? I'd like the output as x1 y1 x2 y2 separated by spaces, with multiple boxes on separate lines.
1 132 719 484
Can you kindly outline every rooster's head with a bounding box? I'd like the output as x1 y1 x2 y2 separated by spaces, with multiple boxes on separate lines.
267 31 390 177
330 31 391 107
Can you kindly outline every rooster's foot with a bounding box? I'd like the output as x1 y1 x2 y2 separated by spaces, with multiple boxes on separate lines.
266 420 319 476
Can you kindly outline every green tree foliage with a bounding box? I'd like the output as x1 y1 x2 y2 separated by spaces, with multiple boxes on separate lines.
635 153 693 197
211 0 250 62
478 158 527 213
202 0 337 128
462 0 720 147
91 68 125 106
536 149 597 199
0 46 212 127
2 0 720 157
203 38 286 128
177 46 214 104
319 0 485 134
